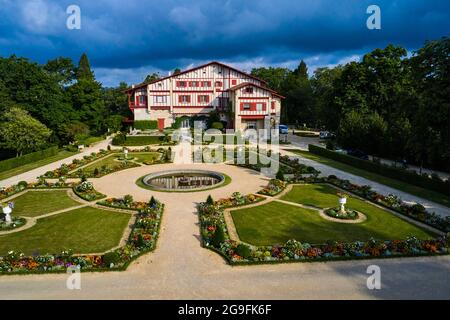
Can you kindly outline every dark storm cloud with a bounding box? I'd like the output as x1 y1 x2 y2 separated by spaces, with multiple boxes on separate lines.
0 0 448 86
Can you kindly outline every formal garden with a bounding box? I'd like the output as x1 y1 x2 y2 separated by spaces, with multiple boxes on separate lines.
198 175 449 265
0 184 164 274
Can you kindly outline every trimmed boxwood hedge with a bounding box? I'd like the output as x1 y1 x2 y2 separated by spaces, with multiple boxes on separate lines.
308 144 450 197
133 120 158 130
113 135 170 146
0 146 59 172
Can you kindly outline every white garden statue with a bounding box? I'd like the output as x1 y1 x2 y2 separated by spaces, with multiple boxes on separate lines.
338 193 347 214
2 204 12 225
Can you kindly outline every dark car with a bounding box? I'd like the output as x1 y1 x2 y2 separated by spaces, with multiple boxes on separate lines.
346 149 369 160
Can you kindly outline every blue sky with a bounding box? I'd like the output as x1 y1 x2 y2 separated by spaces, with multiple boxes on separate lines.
0 0 448 87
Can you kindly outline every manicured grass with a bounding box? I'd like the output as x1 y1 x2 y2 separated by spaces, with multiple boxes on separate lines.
0 206 131 255
79 154 136 175
287 150 450 208
10 190 81 217
231 184 436 245
131 152 162 164
0 150 77 181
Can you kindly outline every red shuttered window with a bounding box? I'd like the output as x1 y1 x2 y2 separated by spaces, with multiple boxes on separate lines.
215 81 222 87
271 101 276 109
198 95 209 103
232 79 237 85
179 95 190 103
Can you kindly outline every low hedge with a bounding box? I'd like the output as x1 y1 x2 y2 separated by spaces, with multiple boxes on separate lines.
113 135 170 146
308 144 450 197
133 120 158 130
0 146 59 172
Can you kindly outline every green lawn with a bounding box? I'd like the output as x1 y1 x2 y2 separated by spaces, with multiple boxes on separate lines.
131 152 162 164
0 206 131 255
231 184 436 245
0 150 77 181
10 190 81 217
287 150 450 208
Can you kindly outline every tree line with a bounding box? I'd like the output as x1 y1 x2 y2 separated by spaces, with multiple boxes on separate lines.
251 37 449 171
0 53 130 158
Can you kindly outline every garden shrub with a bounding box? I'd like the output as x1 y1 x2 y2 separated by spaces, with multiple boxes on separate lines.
211 122 224 130
112 133 126 145
206 195 214 205
103 251 120 266
235 244 252 259
211 225 225 247
133 120 158 130
17 181 28 189
0 146 59 172
308 144 450 196
276 170 284 181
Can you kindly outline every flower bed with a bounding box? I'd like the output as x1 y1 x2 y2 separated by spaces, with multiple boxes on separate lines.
0 198 164 274
0 217 26 231
258 179 287 196
72 181 106 202
0 179 79 201
325 175 450 233
41 149 111 179
97 195 150 211
66 159 140 178
325 207 359 220
198 197 449 265
214 192 265 209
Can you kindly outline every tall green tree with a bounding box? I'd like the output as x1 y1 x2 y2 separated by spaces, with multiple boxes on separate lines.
68 53 107 134
0 107 52 156
144 72 161 83
44 57 76 86
76 53 94 80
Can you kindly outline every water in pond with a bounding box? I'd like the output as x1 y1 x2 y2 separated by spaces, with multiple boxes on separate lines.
142 170 225 191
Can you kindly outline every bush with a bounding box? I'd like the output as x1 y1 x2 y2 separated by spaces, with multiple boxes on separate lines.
206 195 214 205
276 170 284 181
133 120 158 130
149 196 157 207
112 133 126 145
308 144 450 197
211 225 225 247
103 251 120 266
326 140 335 150
93 168 99 176
113 135 168 146
211 122 224 130
0 146 59 172
17 181 28 189
235 244 252 259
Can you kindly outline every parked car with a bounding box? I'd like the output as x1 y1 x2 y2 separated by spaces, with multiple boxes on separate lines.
346 149 369 160
279 124 289 134
319 131 334 139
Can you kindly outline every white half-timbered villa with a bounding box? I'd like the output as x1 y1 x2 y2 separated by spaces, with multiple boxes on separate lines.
124 61 284 131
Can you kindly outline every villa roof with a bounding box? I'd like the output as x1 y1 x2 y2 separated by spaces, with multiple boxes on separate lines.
227 82 285 99
124 61 268 93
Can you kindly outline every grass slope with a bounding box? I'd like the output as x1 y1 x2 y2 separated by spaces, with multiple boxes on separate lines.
0 150 76 181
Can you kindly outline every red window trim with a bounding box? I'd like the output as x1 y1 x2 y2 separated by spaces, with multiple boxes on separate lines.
215 81 222 87
231 79 237 85
178 95 191 103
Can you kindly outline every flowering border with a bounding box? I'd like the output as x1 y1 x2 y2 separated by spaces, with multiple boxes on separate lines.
0 199 164 275
198 193 449 265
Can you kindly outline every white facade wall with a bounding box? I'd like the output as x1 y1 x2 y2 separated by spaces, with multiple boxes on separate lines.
129 62 282 129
